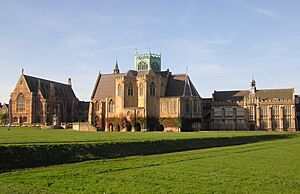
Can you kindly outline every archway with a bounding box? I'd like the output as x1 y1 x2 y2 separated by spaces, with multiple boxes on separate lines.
126 123 132 132
136 122 141 132
159 124 165 131
249 124 256 131
23 117 27 123
108 123 113 132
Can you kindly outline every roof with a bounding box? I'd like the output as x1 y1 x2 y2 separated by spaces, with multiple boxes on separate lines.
23 74 77 100
165 74 200 97
91 71 201 100
78 101 89 110
91 73 125 100
213 88 294 102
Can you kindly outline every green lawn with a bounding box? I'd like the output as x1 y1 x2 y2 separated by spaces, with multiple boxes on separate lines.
0 133 299 193
0 127 292 145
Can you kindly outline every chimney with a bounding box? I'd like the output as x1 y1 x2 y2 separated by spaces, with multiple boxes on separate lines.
68 78 72 87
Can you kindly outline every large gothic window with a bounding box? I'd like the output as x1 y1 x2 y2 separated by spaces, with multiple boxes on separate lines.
150 82 155 96
17 93 25 113
128 83 133 96
185 99 190 113
108 99 114 113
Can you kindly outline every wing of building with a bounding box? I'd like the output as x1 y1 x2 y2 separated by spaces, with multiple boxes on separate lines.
211 78 299 131
10 73 88 127
89 53 202 132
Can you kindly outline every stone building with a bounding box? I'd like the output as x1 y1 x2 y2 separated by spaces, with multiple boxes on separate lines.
10 72 88 126
89 53 202 132
0 103 9 115
211 78 298 131
0 103 9 125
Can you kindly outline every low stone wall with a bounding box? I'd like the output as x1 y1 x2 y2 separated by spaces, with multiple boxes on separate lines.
72 122 97 132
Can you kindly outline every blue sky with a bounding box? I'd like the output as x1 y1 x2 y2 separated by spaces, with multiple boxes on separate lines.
1 0 300 103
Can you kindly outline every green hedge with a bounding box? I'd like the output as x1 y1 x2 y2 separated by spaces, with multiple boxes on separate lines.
0 134 293 172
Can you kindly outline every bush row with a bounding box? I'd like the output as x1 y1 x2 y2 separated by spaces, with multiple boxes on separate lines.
0 134 293 172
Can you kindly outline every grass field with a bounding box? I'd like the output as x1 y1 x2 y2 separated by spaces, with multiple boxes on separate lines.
0 127 292 145
0 133 299 193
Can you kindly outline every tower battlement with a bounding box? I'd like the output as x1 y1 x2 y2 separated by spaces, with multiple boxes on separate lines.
134 52 161 72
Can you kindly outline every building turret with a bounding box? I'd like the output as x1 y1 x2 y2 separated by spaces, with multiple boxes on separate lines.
113 60 120 74
250 76 256 94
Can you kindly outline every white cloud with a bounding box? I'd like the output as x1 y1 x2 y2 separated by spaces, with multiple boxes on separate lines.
64 36 99 49
176 11 194 23
206 37 232 45
254 8 281 20
190 64 227 76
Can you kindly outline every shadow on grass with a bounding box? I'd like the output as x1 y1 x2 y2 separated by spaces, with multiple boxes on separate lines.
0 134 295 172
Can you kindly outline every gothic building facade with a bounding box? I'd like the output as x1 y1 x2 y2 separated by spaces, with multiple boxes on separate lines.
10 73 88 127
211 79 298 131
89 53 202 132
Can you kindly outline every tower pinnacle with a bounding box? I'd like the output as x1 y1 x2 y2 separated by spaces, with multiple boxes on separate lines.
250 76 256 94
113 58 120 74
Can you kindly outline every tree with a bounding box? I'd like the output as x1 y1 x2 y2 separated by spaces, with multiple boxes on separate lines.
0 113 8 125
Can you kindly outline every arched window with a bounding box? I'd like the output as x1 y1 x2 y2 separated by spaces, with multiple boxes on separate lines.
185 99 190 113
17 93 25 113
118 84 121 96
23 117 27 123
95 101 99 111
128 83 133 96
138 62 148 71
193 99 198 113
139 83 143 96
108 100 114 113
150 82 155 96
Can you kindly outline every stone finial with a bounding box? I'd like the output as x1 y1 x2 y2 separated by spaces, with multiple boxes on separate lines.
68 78 72 87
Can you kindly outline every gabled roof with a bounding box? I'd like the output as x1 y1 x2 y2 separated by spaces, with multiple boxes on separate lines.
23 74 77 100
165 74 200 97
91 73 125 101
213 88 294 102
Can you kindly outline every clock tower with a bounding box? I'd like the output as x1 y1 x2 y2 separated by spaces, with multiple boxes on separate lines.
134 52 161 72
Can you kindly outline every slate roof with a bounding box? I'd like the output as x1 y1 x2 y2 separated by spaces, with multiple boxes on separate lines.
165 74 200 97
23 75 77 100
91 73 125 100
213 88 294 102
78 101 89 111
91 70 201 101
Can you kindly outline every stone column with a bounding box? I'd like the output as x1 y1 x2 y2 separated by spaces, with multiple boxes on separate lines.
88 102 94 125
267 106 272 131
256 107 260 129
279 106 284 131
291 105 296 129
44 103 48 126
